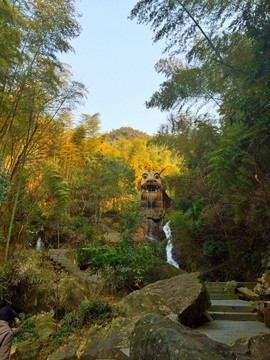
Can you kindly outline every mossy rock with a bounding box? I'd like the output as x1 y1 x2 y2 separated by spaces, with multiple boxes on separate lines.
119 272 210 327
47 339 79 360
14 337 41 360
143 262 185 285
14 312 57 360
130 314 235 360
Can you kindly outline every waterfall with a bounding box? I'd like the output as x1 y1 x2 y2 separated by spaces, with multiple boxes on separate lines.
163 221 179 268
36 236 44 251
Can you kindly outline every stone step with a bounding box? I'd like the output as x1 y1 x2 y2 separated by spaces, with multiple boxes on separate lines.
205 282 228 288
207 289 235 294
205 282 256 289
209 311 258 321
210 300 257 313
209 294 239 300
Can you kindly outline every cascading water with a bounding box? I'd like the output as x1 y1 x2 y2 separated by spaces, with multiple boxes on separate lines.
163 221 179 268
36 236 44 251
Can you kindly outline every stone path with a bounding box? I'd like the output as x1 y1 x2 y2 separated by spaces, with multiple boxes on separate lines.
197 281 270 345
48 254 270 350
48 249 103 290
197 319 270 345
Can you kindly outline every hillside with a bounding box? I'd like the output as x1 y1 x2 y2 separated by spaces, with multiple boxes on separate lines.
106 127 149 141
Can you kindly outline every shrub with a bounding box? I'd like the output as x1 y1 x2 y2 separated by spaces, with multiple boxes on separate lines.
76 241 163 290
77 298 115 328
52 313 76 345
0 249 58 313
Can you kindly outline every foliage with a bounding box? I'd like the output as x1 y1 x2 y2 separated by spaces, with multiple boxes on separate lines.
77 298 116 328
0 0 86 257
0 249 58 311
52 313 76 345
107 127 149 141
43 163 71 213
119 198 143 241
129 0 270 280
14 316 37 345
77 241 164 290
0 270 10 305
0 169 9 206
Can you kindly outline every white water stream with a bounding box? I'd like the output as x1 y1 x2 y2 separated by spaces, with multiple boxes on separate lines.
36 236 44 251
163 221 179 268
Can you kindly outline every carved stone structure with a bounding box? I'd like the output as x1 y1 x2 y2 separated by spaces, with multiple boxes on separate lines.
137 169 170 240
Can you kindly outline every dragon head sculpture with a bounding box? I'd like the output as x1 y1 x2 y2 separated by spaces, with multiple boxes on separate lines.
137 168 170 209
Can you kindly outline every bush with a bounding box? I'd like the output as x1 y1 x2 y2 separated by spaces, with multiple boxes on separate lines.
76 241 163 290
0 249 58 313
52 313 76 345
77 298 115 328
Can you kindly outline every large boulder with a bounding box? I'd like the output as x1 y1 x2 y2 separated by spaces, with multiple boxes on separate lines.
130 313 237 360
142 262 185 285
237 287 260 301
14 312 57 360
47 340 78 360
254 273 270 300
118 272 210 327
79 317 139 360
231 334 270 360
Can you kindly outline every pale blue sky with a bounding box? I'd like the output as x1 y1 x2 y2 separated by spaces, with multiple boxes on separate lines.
60 0 170 135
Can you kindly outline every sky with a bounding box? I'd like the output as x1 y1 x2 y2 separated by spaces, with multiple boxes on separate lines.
60 0 171 135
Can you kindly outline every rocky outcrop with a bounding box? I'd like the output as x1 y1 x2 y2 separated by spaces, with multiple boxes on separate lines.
79 317 138 360
224 280 238 293
231 333 270 360
47 340 78 360
14 312 57 360
130 314 237 360
142 262 185 285
237 287 260 301
118 272 210 327
130 314 270 360
48 317 138 360
254 272 270 300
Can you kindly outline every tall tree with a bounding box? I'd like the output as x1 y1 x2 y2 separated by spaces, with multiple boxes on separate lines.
0 0 86 258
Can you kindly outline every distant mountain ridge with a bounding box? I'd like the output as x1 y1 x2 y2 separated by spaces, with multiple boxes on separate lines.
106 127 149 141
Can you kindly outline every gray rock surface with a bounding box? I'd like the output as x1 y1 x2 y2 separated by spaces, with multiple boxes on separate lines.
237 287 261 301
119 272 210 326
142 262 185 284
79 317 139 360
231 333 270 360
254 273 270 300
130 313 237 360
130 314 270 360
47 340 78 360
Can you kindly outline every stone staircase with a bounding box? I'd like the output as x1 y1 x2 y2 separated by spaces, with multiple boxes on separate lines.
205 282 258 321
48 249 103 290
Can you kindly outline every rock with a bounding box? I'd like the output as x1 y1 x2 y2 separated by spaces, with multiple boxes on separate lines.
34 312 57 341
118 272 210 327
130 313 237 360
237 287 261 301
13 312 57 360
224 280 238 293
14 337 41 360
254 273 270 300
47 340 79 360
264 301 270 328
257 301 265 322
142 262 185 285
57 276 91 315
231 333 270 360
79 317 139 360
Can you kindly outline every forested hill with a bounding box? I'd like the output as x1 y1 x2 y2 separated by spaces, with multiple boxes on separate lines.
106 127 149 141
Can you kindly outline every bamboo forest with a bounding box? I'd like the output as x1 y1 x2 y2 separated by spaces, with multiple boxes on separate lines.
0 1 269 359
